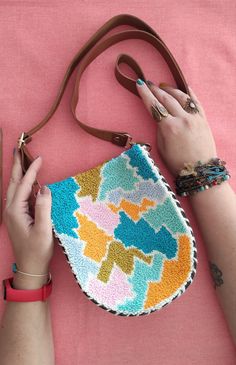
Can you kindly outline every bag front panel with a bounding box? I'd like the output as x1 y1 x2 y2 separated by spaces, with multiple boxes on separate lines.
46 144 197 316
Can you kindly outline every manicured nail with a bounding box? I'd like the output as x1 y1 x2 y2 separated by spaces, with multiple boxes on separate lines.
159 82 170 88
136 79 144 85
40 185 50 194
34 155 41 161
146 80 155 87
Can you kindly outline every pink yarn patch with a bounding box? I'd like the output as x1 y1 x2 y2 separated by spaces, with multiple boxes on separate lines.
86 266 134 308
78 196 119 235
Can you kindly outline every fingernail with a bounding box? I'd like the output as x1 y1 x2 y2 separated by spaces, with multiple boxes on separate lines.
34 155 41 161
146 80 155 87
136 79 144 85
40 185 50 194
159 82 170 88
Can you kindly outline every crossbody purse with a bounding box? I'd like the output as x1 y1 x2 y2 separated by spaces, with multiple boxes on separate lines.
17 14 197 316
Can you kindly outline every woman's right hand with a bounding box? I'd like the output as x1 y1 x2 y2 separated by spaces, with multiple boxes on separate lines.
136 80 217 177
3 149 54 286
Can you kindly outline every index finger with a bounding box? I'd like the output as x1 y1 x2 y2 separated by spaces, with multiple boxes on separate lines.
11 156 42 207
135 79 174 123
5 148 23 209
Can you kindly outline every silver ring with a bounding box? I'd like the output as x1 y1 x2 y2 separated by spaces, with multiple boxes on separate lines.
183 98 199 114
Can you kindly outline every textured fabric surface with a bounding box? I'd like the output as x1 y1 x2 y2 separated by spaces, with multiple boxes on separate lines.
0 1 236 364
46 144 197 316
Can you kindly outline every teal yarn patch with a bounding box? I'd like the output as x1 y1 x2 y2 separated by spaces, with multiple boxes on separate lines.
98 154 139 201
124 144 158 183
143 197 187 234
114 211 177 259
46 177 80 238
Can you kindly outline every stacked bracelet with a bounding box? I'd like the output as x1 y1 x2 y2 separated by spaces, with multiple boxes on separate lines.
175 158 231 197
12 263 51 283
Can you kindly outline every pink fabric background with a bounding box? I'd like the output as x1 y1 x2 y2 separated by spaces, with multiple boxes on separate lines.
0 1 236 364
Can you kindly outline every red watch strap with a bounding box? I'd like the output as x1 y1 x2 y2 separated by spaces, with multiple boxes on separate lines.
3 277 52 302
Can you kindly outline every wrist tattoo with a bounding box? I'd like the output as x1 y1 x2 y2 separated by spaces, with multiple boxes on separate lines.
209 261 224 288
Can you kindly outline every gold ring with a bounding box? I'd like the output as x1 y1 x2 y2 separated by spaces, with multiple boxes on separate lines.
151 102 169 122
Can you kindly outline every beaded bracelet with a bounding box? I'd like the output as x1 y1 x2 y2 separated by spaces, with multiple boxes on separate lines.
175 158 231 197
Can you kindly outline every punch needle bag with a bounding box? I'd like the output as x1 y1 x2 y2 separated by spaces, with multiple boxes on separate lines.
17 14 197 316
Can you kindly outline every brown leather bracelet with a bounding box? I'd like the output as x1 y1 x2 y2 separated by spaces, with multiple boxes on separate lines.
16 13 190 186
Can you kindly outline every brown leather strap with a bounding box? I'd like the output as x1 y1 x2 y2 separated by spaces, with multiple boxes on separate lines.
18 13 190 176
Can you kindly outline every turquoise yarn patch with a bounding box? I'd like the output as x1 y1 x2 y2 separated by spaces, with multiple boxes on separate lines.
124 144 158 183
98 154 139 201
46 177 80 238
117 252 163 312
114 211 177 259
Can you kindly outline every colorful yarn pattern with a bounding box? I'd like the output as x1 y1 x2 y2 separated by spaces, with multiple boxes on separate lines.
46 144 197 316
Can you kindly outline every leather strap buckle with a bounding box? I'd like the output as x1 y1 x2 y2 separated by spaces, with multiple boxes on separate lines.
129 141 152 152
112 133 133 147
17 132 32 150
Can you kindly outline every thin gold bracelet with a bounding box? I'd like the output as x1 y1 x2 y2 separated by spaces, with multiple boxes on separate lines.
12 263 51 282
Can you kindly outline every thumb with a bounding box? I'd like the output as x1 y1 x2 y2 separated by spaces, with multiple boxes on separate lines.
34 185 52 231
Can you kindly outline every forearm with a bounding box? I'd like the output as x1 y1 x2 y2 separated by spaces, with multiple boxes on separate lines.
189 181 236 343
0 275 55 365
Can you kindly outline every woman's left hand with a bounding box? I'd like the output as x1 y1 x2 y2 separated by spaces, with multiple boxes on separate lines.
135 80 217 177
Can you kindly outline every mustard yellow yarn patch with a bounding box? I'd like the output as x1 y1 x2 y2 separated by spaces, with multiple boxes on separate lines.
74 162 104 202
108 198 155 221
97 240 153 283
76 212 112 263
